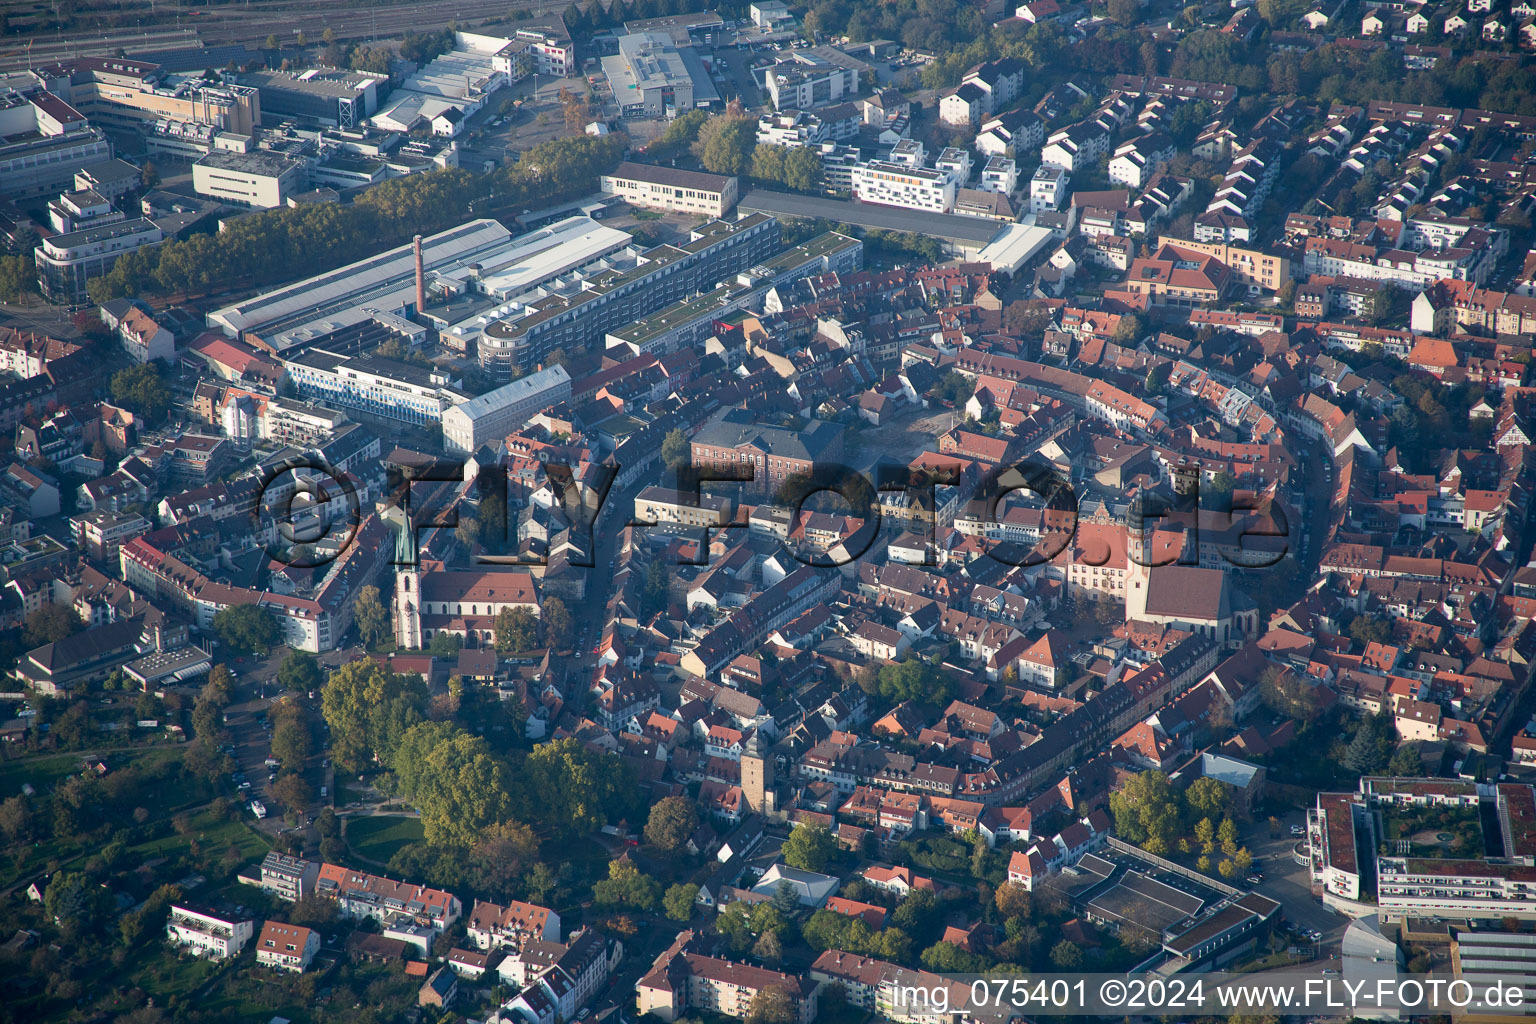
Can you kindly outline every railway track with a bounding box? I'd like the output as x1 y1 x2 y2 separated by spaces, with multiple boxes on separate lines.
1 0 571 72
1 0 566 72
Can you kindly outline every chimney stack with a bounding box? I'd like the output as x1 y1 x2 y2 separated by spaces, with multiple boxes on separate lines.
413 234 425 314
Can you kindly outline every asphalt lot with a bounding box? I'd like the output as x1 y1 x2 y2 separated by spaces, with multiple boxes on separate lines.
1241 808 1347 949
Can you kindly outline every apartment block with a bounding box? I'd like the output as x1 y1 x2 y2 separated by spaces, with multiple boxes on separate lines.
1030 165 1070 214
166 904 255 959
287 350 467 428
764 49 860 111
34 217 164 304
637 931 815 1023
255 850 320 901
852 161 958 213
1162 238 1292 294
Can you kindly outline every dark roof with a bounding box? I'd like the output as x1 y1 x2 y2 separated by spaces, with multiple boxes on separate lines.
693 407 843 462
607 161 733 192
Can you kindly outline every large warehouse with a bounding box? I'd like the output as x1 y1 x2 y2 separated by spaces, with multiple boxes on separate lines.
205 216 635 353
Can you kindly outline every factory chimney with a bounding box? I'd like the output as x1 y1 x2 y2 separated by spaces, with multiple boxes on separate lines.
413 234 425 314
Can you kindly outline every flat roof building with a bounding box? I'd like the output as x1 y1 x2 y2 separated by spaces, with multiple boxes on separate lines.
601 161 739 218
34 217 164 304
477 213 779 378
207 219 514 347
192 149 307 208
602 32 719 119
236 68 387 128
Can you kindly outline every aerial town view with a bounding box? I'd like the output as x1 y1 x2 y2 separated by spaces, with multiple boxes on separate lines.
5 0 1536 1021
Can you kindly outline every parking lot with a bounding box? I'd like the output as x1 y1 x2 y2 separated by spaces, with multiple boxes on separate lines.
1241 808 1346 948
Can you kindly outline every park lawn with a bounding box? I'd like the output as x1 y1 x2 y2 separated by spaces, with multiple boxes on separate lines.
346 814 424 865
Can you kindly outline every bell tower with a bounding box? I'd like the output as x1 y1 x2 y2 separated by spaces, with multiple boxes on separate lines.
741 730 775 816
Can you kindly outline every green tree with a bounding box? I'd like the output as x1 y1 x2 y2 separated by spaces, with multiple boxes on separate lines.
320 660 428 771
264 33 279 49
645 111 708 160
278 649 323 693
1185 777 1228 823
541 597 574 649
661 427 691 471
212 604 280 655
0 796 33 844
751 142 786 184
995 881 1030 920
44 872 106 939
644 795 699 852
1218 817 1240 857
1259 665 1322 722
24 605 83 648
522 737 637 835
781 821 835 872
692 113 755 175
467 821 540 901
1110 313 1147 345
1345 725 1388 776
876 657 953 705
641 561 670 616
389 720 512 847
0 253 38 303
428 631 463 657
921 940 988 973
203 663 234 707
288 893 338 929
746 985 797 1024
271 774 312 811
1194 816 1217 854
1389 742 1422 777
593 857 661 910
353 584 390 650
271 718 312 772
1050 939 1083 969
783 147 824 192
664 882 700 921
1109 770 1181 854
109 363 171 424
495 606 540 652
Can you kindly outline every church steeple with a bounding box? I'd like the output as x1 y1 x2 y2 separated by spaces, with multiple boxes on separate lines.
389 511 423 650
